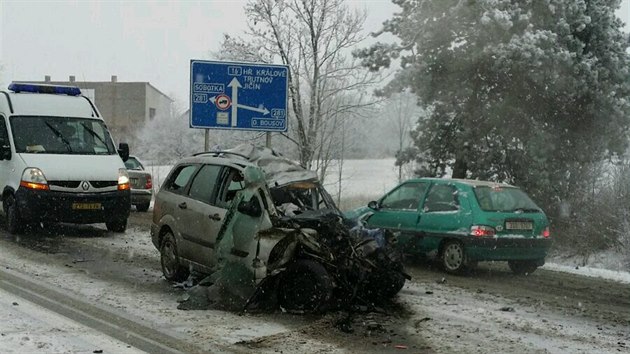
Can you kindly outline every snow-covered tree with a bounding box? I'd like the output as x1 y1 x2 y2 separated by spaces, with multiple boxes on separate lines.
357 0 630 211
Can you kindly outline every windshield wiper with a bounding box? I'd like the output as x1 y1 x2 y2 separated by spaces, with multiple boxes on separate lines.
44 122 72 152
80 123 109 151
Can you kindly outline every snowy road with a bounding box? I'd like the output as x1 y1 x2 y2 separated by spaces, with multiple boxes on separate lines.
0 211 628 353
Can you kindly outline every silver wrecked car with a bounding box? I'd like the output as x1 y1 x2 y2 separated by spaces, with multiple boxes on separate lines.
151 145 408 312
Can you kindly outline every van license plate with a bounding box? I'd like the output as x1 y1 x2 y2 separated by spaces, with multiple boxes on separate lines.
505 221 533 230
72 203 102 210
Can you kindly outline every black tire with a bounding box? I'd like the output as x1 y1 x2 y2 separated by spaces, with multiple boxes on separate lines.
4 195 23 235
366 270 406 299
278 260 333 312
440 240 467 274
160 231 189 282
105 218 127 233
136 202 150 212
508 260 539 275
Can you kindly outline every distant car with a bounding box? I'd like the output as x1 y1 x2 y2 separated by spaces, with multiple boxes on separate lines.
124 156 153 212
345 178 551 275
150 145 408 312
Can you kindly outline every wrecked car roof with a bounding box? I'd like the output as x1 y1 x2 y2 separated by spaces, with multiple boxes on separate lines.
223 144 318 188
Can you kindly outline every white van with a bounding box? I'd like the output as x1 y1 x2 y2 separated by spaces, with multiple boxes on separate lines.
0 83 131 234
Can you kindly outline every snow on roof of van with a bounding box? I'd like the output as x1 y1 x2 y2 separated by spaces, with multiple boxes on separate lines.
6 91 97 118
225 144 317 188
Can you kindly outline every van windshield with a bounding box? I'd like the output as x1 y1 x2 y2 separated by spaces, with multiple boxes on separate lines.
10 116 117 155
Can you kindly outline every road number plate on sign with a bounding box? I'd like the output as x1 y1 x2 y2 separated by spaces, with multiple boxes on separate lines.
72 203 102 210
505 221 533 230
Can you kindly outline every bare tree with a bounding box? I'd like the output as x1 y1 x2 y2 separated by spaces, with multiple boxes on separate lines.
387 91 422 181
242 0 380 172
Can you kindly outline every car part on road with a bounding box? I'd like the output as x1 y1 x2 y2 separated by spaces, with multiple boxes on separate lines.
136 202 150 212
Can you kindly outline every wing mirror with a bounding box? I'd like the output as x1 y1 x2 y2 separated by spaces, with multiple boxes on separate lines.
118 143 130 162
367 200 380 210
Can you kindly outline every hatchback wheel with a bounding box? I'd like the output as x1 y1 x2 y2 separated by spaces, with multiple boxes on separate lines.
508 260 539 275
441 240 467 274
160 231 189 282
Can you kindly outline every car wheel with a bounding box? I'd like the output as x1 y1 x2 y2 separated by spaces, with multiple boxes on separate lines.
136 202 150 212
440 240 467 274
160 231 189 282
278 260 333 312
105 218 127 233
4 195 23 235
508 260 540 275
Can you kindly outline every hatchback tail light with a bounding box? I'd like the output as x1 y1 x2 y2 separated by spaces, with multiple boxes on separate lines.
145 175 153 190
471 225 496 237
542 226 550 238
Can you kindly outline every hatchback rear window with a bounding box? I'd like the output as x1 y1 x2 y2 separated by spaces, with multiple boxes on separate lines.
473 186 540 212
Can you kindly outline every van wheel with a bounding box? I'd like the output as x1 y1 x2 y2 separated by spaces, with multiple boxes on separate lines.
440 240 467 274
278 260 332 312
160 231 189 282
106 218 127 233
4 195 23 235
136 203 150 212
508 260 539 275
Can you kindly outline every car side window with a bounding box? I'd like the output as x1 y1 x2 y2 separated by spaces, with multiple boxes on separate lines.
216 167 245 208
380 182 428 210
188 164 223 205
423 184 459 212
165 165 198 194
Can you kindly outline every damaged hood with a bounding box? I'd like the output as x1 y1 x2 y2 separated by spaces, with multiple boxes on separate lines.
225 144 318 188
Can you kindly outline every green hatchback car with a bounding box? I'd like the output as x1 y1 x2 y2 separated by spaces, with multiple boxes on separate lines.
345 178 551 275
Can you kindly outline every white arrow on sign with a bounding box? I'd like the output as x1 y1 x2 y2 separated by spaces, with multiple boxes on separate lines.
227 78 270 127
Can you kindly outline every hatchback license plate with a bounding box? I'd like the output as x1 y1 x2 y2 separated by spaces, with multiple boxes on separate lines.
505 221 533 230
72 202 102 210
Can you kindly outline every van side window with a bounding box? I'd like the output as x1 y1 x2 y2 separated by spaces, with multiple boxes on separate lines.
424 185 459 212
188 164 223 205
380 182 428 210
165 165 198 193
0 118 9 145
0 118 10 160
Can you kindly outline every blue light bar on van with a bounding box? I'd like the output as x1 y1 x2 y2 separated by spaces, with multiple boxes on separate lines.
8 83 82 96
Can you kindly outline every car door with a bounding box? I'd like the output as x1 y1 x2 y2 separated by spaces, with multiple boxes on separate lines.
417 183 471 253
366 181 429 245
0 116 13 211
178 164 227 269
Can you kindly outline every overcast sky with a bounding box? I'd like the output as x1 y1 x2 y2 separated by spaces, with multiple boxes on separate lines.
1 0 629 108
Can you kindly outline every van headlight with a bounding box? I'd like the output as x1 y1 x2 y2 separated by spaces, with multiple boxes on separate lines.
118 168 130 190
20 168 49 191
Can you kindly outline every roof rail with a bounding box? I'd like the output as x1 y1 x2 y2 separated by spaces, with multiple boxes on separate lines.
192 151 250 159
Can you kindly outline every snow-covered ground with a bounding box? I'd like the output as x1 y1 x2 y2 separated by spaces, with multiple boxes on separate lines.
2 158 628 352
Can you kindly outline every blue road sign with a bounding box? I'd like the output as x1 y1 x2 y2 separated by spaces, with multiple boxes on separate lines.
190 60 289 132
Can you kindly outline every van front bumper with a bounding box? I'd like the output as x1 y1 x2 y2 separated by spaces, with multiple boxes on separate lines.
15 186 131 224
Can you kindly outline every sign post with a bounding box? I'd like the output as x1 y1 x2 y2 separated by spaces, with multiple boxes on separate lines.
190 60 289 143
